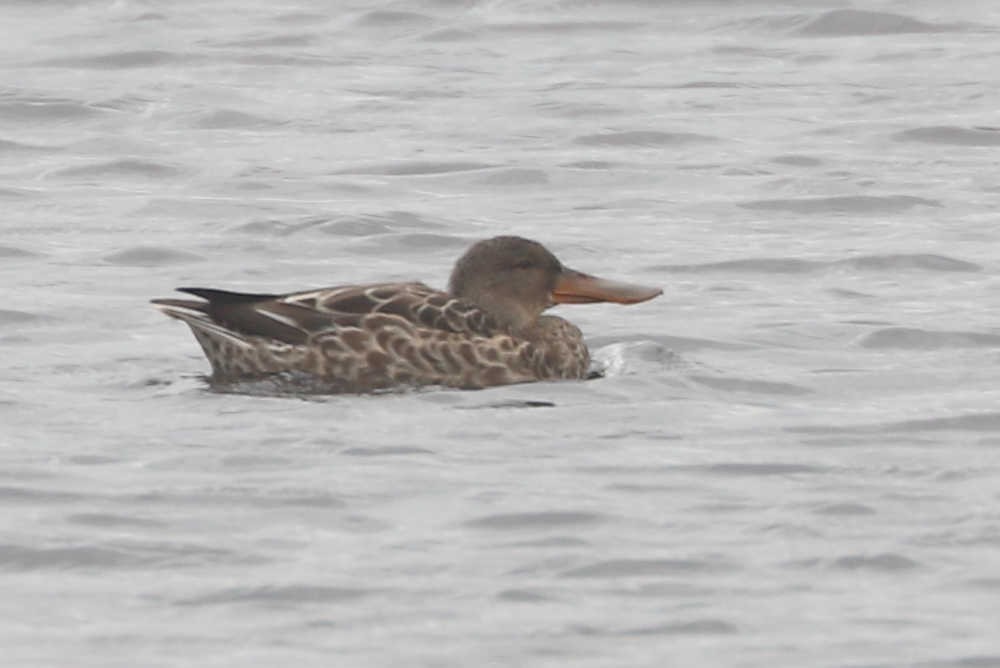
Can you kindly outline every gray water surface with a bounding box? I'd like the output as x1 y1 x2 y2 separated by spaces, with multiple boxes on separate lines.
3 1 1000 666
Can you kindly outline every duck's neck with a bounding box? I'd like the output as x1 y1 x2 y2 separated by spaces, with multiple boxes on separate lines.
517 314 581 342
457 292 543 335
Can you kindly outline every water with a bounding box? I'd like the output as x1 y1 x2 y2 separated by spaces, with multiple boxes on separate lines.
2 1 1000 665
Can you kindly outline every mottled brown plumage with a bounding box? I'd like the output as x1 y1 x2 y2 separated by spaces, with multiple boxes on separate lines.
152 236 660 393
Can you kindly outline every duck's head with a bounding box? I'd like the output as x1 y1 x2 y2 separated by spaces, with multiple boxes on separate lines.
448 236 662 331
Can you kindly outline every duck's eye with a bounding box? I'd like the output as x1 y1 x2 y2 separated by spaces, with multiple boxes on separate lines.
512 260 534 270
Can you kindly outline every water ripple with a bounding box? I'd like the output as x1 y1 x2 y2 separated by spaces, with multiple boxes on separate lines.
39 49 190 69
574 619 738 636
859 328 1000 350
0 540 255 571
795 9 960 36
789 412 1000 435
894 126 1000 146
0 245 38 258
832 553 920 571
0 138 61 154
51 158 187 180
341 446 435 457
191 109 282 130
103 246 205 267
693 462 826 476
652 253 980 274
689 375 812 396
338 161 496 175
562 558 733 578
0 95 106 122
0 309 48 326
574 130 717 147
465 511 606 530
740 195 941 215
176 584 373 606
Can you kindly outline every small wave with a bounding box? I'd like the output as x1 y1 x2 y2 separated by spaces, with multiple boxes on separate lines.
574 130 717 147
465 511 606 530
859 327 1000 350
274 11 329 25
831 553 919 571
235 209 445 238
689 375 812 396
795 9 958 37
910 656 1000 668
299 218 392 237
571 618 738 637
788 411 1000 435
496 589 554 603
487 20 643 36
653 253 980 274
692 462 825 476
258 492 346 508
216 33 317 48
0 309 48 326
227 54 333 67
535 100 626 119
351 232 468 254
192 109 281 130
562 558 732 578
91 94 156 113
0 138 60 154
614 619 738 637
713 45 793 59
672 81 745 89
339 160 497 175
771 154 822 167
812 503 876 516
883 413 1000 433
0 96 105 122
177 584 373 606
354 10 434 28
846 254 980 272
573 197 663 211
103 246 204 267
341 446 435 457
0 485 84 502
0 187 40 199
740 195 941 215
0 544 147 570
0 244 38 258
39 49 187 69
657 258 815 274
419 28 477 42
51 158 186 180
561 160 619 170
473 168 550 186
894 126 1000 146
0 539 249 571
68 513 165 528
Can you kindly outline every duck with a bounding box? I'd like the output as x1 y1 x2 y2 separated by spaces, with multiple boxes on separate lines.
152 235 661 393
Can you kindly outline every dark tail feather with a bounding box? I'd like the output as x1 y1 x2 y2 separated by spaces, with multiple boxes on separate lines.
167 287 316 345
150 297 208 312
177 287 280 304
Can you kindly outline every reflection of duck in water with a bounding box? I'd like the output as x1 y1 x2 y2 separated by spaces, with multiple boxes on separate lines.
152 236 661 392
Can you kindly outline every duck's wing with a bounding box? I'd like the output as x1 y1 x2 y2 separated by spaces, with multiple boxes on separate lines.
152 283 503 346
288 283 502 337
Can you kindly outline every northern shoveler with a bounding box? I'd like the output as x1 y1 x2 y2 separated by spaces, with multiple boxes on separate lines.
152 236 661 392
